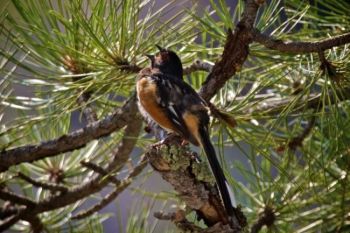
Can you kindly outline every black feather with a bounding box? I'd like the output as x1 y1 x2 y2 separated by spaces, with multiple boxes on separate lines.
198 126 234 216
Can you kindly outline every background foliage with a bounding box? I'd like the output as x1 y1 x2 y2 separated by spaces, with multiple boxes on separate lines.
0 0 349 232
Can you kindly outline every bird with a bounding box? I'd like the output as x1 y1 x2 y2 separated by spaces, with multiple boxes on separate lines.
142 45 236 135
136 45 236 217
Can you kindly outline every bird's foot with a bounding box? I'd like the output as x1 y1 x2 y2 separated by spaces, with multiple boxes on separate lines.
188 151 201 163
180 140 189 146
152 134 179 148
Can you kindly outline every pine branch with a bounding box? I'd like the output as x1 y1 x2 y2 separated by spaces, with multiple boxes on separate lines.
183 60 213 74
63 55 98 124
288 115 316 151
80 161 121 186
3 11 347 174
0 202 19 220
71 180 131 220
72 155 147 220
253 30 350 53
0 213 23 232
1 0 348 232
0 189 36 207
199 0 262 101
0 94 139 172
16 172 68 193
250 207 275 233
146 142 227 225
77 93 98 124
247 87 350 115
0 118 142 231
23 215 43 233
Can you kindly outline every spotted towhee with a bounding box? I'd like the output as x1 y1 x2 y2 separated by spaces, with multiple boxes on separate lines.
136 45 235 217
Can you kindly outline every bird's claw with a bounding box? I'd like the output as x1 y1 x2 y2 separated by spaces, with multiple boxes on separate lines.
152 134 178 149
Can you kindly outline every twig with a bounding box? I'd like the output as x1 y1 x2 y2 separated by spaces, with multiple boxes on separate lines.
17 172 68 193
317 50 338 79
126 154 148 178
0 94 139 172
251 206 275 233
0 213 22 232
62 55 98 123
154 211 177 221
77 92 98 124
24 215 43 233
253 30 350 53
72 155 147 220
318 50 328 66
155 211 201 232
0 202 18 220
80 161 120 186
0 189 36 207
288 115 316 150
246 85 350 115
117 62 142 73
71 180 131 220
183 60 213 75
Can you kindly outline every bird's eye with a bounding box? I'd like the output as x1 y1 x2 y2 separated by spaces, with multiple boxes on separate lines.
160 52 169 62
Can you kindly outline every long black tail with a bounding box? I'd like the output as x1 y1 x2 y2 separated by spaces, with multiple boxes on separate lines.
198 127 235 216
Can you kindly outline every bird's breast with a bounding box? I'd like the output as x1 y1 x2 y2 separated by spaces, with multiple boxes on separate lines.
136 77 176 133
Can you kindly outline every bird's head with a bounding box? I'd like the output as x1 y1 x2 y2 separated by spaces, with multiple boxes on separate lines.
146 45 183 78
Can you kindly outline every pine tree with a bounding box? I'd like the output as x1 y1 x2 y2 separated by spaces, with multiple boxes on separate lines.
0 0 349 232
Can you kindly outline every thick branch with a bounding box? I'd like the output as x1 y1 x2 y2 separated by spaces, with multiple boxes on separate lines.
146 142 245 232
0 95 139 172
147 144 226 225
199 0 261 101
253 30 350 53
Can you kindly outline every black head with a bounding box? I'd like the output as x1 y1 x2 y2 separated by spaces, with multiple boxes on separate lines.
146 45 183 78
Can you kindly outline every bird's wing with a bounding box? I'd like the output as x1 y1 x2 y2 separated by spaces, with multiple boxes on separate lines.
153 73 208 145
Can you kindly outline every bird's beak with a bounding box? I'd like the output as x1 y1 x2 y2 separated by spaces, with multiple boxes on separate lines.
155 44 165 52
145 54 155 62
